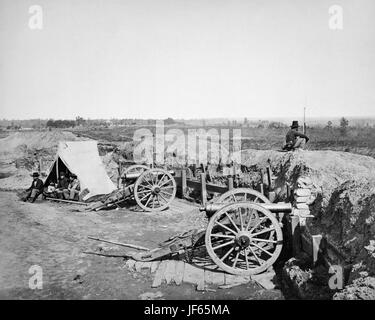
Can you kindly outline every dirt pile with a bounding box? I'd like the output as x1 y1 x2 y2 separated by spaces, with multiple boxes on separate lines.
240 149 375 298
0 130 87 190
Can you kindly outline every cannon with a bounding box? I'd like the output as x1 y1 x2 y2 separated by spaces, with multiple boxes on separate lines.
121 165 177 212
126 187 292 276
94 165 177 212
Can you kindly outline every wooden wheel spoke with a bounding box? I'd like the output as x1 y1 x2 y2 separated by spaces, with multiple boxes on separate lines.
210 233 235 239
232 252 240 268
224 212 240 232
157 173 167 186
158 192 169 204
251 237 277 244
244 249 249 269
212 240 234 251
144 194 153 207
139 192 151 202
215 221 238 236
248 245 263 266
248 216 267 233
245 210 257 230
160 190 173 198
220 247 234 262
251 242 273 257
251 227 275 238
159 179 173 188
239 208 244 231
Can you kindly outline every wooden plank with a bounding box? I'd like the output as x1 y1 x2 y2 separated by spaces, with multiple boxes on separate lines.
182 263 205 289
181 169 187 198
200 173 207 206
152 260 168 288
46 197 87 205
210 271 225 286
174 261 185 285
312 235 323 266
228 178 234 191
150 261 160 273
164 260 176 284
204 269 214 285
291 215 301 256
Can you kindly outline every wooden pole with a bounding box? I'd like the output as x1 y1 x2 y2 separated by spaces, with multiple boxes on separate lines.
87 236 149 251
266 166 272 191
200 173 207 206
260 183 264 195
181 169 187 198
228 177 234 191
46 197 87 205
55 156 59 183
312 234 323 266
291 215 301 256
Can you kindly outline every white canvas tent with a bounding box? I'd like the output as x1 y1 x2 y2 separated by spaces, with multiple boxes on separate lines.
45 141 117 200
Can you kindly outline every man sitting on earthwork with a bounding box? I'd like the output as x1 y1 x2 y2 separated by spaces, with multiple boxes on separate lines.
56 171 70 199
283 120 310 151
22 172 44 203
63 173 80 201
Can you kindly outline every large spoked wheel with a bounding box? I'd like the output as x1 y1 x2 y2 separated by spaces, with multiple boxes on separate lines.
134 168 176 212
205 202 283 275
218 188 270 204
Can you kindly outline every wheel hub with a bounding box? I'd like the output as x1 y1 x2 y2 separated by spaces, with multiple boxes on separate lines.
235 231 251 249
151 186 161 195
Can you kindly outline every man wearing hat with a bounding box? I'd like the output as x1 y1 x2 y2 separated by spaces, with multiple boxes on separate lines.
23 172 44 203
63 173 81 201
283 120 310 151
56 171 70 199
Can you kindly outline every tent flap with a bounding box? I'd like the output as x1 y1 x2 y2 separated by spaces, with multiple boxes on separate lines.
47 141 116 201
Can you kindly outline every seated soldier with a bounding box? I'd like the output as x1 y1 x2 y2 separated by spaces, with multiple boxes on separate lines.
23 172 44 203
56 172 69 199
283 120 310 151
63 173 80 201
43 182 57 199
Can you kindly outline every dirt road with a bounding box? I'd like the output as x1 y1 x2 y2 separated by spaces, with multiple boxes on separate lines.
0 191 284 300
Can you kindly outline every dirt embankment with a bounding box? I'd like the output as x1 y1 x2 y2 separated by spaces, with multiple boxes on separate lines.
240 149 375 299
0 131 87 190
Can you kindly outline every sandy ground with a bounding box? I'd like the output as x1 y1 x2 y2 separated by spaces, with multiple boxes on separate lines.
0 191 283 300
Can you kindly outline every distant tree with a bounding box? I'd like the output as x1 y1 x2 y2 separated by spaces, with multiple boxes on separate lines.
75 116 86 126
326 120 333 130
340 117 349 136
164 117 175 125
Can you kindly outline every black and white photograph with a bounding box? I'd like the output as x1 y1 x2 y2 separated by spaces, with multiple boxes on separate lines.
0 0 375 305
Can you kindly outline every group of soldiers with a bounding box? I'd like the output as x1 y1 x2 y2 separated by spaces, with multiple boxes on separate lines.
23 171 81 203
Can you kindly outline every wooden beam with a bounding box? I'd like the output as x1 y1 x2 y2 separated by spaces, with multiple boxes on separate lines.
312 234 323 266
46 197 87 205
291 215 301 256
228 177 234 191
181 169 187 198
200 173 207 206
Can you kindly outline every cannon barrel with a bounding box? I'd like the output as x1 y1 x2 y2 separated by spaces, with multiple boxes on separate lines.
200 202 292 215
124 170 175 181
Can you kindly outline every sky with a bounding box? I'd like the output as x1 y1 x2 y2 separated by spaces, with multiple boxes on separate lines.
0 0 374 120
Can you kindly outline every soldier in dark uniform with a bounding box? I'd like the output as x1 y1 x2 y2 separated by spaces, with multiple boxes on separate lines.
283 121 309 151
56 172 70 199
23 172 44 203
